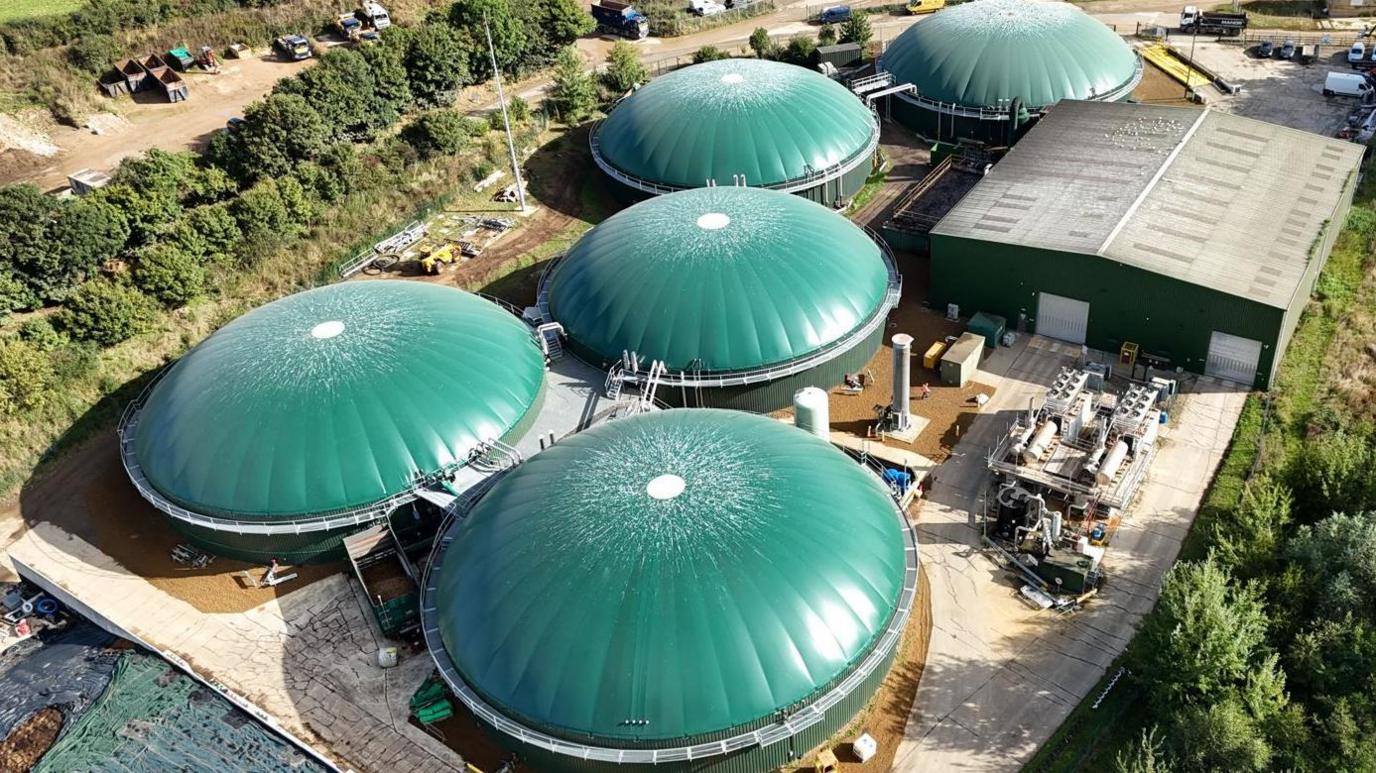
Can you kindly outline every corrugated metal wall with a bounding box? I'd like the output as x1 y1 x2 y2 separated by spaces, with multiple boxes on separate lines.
600 162 873 210
929 235 1285 389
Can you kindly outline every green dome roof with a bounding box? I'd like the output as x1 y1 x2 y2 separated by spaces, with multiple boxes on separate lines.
546 186 891 372
593 58 878 190
433 409 908 743
132 281 546 520
879 0 1140 109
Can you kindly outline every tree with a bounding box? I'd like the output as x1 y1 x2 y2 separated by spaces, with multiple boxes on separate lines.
276 48 393 143
68 34 120 74
818 23 837 46
692 45 729 64
236 94 331 180
43 197 130 300
132 243 205 306
404 110 477 158
1210 476 1293 579
1114 726 1169 773
17 317 66 352
1131 558 1270 710
0 337 53 416
545 46 596 122
778 37 818 67
749 27 773 58
1287 512 1376 617
169 204 242 263
0 274 38 315
448 0 525 78
839 10 872 49
59 279 158 346
361 35 415 115
0 185 61 298
405 24 474 108
231 178 313 263
1291 430 1376 521
486 95 529 130
1172 698 1273 772
528 0 594 52
295 144 366 204
602 41 648 95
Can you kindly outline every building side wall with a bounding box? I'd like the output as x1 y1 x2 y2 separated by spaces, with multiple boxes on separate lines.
929 235 1285 388
1276 170 1358 385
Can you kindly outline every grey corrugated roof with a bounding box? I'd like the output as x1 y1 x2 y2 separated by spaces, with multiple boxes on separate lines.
932 100 1364 308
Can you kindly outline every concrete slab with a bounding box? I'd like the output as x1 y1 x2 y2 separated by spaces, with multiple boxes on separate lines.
893 336 1246 772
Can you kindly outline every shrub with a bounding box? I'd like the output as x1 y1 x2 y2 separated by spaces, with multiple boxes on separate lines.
133 244 206 306
0 274 39 316
17 317 67 352
59 279 158 346
692 45 729 64
603 40 648 94
404 110 476 159
405 24 473 108
0 337 53 416
67 34 121 74
545 46 596 122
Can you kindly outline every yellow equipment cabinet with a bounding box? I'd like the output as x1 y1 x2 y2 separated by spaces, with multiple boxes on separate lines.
923 340 948 370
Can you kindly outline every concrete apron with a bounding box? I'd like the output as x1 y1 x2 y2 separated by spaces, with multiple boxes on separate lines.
890 336 1246 772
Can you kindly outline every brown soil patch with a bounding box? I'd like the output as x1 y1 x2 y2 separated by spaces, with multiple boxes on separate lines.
359 558 415 603
0 706 63 772
8 432 340 614
774 255 997 463
412 703 518 772
1132 61 1198 106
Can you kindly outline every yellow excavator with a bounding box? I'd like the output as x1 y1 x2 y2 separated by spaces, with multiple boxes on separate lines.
418 243 460 275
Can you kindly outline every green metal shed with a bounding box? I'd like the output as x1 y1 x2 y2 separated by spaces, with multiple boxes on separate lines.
878 0 1141 144
542 186 901 411
928 101 1362 389
122 281 547 563
592 58 880 206
422 409 919 773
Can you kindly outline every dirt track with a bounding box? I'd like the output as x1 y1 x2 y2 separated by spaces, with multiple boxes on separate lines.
0 53 315 192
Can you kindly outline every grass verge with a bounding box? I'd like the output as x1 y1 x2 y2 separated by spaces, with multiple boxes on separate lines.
1023 171 1376 771
0 0 84 24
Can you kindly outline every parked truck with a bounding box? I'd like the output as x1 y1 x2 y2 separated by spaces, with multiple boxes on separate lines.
1179 6 1247 36
273 34 313 60
361 2 391 29
592 0 649 39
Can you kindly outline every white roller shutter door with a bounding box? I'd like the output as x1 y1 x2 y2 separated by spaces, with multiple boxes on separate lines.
1205 331 1262 385
1036 293 1090 345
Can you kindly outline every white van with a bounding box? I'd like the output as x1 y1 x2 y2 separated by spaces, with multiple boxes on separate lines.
1325 71 1372 97
1350 41 1366 65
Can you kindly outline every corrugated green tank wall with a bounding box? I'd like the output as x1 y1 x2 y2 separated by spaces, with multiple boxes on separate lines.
929 234 1285 389
601 160 874 210
569 323 886 414
163 384 546 565
475 641 900 773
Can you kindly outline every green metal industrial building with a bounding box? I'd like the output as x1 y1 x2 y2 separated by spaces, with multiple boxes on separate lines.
929 100 1363 389
591 58 880 206
540 186 901 411
120 281 547 564
877 0 1141 144
421 409 918 773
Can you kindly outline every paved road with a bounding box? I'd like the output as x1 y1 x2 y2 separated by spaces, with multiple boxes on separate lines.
890 337 1245 771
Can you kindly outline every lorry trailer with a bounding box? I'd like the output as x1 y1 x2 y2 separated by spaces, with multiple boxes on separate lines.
592 0 649 39
1179 6 1247 36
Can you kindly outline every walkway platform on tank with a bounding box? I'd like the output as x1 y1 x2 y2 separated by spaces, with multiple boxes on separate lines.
0 353 627 773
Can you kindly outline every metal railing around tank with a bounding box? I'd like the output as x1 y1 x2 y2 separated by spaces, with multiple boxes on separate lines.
535 226 902 392
417 442 920 766
588 109 881 197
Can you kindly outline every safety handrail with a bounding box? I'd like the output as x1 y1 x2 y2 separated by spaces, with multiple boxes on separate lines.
416 450 919 765
589 110 881 196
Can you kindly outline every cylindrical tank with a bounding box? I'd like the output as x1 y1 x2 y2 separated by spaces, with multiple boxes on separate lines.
1050 511 1063 542
1096 440 1130 485
892 334 914 430
1022 419 1058 464
1084 443 1107 475
794 386 831 439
